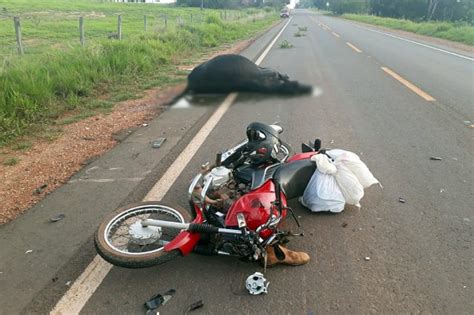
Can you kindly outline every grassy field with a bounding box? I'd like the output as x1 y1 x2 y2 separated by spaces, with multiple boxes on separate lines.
0 0 277 144
342 14 474 45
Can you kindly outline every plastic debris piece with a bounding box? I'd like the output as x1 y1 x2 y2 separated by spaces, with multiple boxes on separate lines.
52 277 58 282
142 123 148 127
245 272 269 295
34 184 48 195
342 222 348 228
364 256 370 261
65 281 71 286
50 214 65 223
430 157 443 161
184 300 204 314
399 198 406 203
440 189 445 193
25 250 33 254
145 310 159 315
151 138 166 149
145 289 176 310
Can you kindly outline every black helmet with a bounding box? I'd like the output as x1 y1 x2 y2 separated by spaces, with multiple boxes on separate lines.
245 122 281 165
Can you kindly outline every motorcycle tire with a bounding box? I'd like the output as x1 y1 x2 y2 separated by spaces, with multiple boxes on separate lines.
95 201 192 269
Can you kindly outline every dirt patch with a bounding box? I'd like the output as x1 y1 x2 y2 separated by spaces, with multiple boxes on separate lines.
0 27 270 225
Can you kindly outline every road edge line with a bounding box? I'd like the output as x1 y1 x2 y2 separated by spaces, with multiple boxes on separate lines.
50 17 292 315
355 24 474 62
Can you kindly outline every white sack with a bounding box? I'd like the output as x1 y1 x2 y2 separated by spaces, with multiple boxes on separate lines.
300 169 345 213
327 149 379 188
333 161 364 207
311 153 337 175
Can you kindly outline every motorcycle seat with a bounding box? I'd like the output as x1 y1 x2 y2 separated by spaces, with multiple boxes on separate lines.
273 159 316 200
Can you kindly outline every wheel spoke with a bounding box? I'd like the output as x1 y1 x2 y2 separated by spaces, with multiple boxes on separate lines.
104 205 185 256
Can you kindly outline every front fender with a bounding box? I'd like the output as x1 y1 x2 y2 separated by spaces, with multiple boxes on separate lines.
164 204 204 256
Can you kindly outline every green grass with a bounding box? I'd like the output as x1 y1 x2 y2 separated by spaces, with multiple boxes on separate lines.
3 156 19 166
0 0 277 144
279 39 293 48
11 140 31 151
342 14 474 46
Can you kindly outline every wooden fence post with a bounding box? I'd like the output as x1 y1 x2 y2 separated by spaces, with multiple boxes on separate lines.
190 13 193 24
164 14 167 29
144 15 147 32
13 17 24 55
79 16 85 46
117 15 122 40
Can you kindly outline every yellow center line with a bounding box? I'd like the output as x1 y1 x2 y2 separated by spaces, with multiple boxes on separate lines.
332 32 340 38
381 67 436 102
346 42 362 53
321 23 330 29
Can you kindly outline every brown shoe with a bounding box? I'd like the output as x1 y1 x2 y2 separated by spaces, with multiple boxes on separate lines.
265 244 310 267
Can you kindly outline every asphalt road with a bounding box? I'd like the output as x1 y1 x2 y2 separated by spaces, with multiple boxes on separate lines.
1 9 473 315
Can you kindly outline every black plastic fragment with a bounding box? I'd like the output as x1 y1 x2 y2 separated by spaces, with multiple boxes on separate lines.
144 289 176 310
50 214 65 223
184 300 204 314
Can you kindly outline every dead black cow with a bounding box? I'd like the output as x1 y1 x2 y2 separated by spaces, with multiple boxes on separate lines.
186 54 312 95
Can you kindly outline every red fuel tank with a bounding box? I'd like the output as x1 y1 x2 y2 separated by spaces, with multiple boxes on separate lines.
225 180 287 234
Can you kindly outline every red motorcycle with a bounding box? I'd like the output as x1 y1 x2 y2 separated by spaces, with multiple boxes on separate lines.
95 122 320 268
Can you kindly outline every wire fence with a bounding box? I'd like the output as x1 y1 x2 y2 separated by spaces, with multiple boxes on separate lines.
0 9 269 61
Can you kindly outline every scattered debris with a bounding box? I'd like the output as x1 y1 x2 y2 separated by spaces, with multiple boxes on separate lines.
364 256 370 261
151 138 167 149
452 157 458 161
430 156 443 161
440 188 445 193
145 289 176 311
65 281 71 286
463 218 471 222
142 123 148 127
245 272 269 295
33 184 48 195
49 214 65 223
398 197 406 203
25 250 33 254
330 139 334 144
341 222 348 228
184 300 204 314
52 277 58 282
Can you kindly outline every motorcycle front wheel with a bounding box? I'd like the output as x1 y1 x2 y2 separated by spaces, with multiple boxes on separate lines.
95 201 192 269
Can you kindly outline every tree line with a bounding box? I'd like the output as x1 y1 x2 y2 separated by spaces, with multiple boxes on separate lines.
299 0 473 23
176 0 289 9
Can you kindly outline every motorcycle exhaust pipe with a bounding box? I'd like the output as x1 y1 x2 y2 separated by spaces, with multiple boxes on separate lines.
141 219 242 235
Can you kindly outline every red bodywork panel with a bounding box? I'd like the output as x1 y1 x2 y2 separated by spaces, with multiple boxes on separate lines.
164 204 204 256
287 152 318 162
225 180 287 238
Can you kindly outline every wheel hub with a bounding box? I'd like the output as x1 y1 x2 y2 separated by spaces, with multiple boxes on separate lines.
129 221 162 245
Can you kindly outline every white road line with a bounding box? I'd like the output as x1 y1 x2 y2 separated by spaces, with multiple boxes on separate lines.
255 17 292 66
50 18 291 315
354 24 474 61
